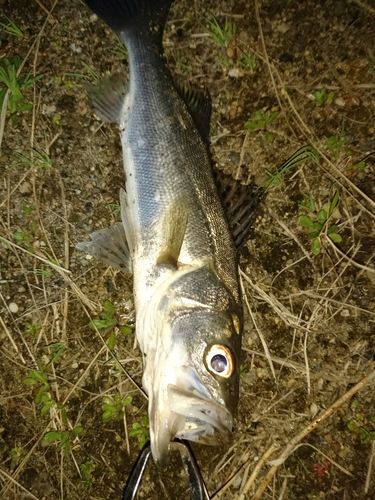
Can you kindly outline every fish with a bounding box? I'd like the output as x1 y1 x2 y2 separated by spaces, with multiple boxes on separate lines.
79 0 245 468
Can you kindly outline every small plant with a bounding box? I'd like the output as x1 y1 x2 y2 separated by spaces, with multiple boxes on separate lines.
51 40 62 51
14 228 33 246
24 322 40 340
312 459 332 478
0 56 44 125
239 364 247 377
30 267 52 277
311 88 335 106
244 110 279 142
347 400 375 444
89 300 132 349
299 191 342 255
129 416 150 450
9 446 26 465
263 145 319 191
24 348 66 417
345 152 374 178
12 149 52 169
107 203 121 216
45 341 66 365
111 37 128 60
0 16 24 38
44 426 85 458
175 61 191 76
66 60 100 83
205 16 236 47
325 134 347 159
79 462 96 491
22 205 35 216
24 362 55 417
102 393 132 422
238 47 257 73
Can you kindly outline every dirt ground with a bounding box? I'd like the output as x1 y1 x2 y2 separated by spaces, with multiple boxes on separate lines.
1 0 375 499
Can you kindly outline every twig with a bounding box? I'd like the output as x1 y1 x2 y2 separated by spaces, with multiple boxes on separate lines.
237 443 278 500
240 271 276 380
365 440 375 494
351 0 375 17
252 365 375 500
0 467 40 500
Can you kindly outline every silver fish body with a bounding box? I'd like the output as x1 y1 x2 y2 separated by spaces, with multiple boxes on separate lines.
81 0 243 467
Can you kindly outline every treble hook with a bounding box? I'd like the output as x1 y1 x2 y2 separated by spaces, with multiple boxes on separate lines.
122 440 209 500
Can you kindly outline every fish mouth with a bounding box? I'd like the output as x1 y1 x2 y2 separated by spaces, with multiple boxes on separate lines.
168 384 233 442
149 380 233 468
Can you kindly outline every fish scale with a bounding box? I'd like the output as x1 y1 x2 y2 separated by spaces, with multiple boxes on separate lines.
80 0 243 468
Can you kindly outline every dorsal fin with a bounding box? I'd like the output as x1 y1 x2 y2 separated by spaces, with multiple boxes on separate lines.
213 168 264 250
175 84 212 145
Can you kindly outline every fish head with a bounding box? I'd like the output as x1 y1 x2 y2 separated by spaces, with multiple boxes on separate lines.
140 265 242 468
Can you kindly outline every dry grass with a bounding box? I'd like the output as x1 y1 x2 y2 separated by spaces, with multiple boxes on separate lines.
1 0 375 498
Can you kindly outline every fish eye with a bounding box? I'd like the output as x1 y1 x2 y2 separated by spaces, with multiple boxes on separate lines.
205 345 234 378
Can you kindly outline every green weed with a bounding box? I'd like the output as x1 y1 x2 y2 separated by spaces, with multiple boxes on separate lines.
14 228 33 247
345 152 374 178
30 267 53 277
129 416 150 450
347 400 375 444
312 88 335 106
45 341 66 365
263 145 319 192
51 41 62 51
205 16 236 47
299 190 342 255
244 110 279 142
0 56 44 126
111 37 128 60
66 60 100 83
24 322 40 340
175 61 192 76
107 203 121 216
22 205 35 216
44 426 85 458
89 300 132 349
24 345 66 416
24 362 56 417
79 462 96 491
12 149 52 169
0 16 24 38
325 134 347 159
9 446 26 464
239 364 247 377
238 48 257 73
102 393 132 422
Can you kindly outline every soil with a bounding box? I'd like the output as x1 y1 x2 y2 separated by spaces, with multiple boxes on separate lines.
1 0 375 499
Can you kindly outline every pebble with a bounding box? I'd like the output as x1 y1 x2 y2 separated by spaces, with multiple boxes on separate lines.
19 182 32 195
9 302 19 313
340 309 350 317
335 97 345 107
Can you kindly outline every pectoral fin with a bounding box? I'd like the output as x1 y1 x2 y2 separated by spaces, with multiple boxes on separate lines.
76 222 132 273
156 196 189 269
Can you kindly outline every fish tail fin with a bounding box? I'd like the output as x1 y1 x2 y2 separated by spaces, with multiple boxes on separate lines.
84 0 173 46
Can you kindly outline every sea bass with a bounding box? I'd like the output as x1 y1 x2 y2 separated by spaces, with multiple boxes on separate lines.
80 0 243 467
